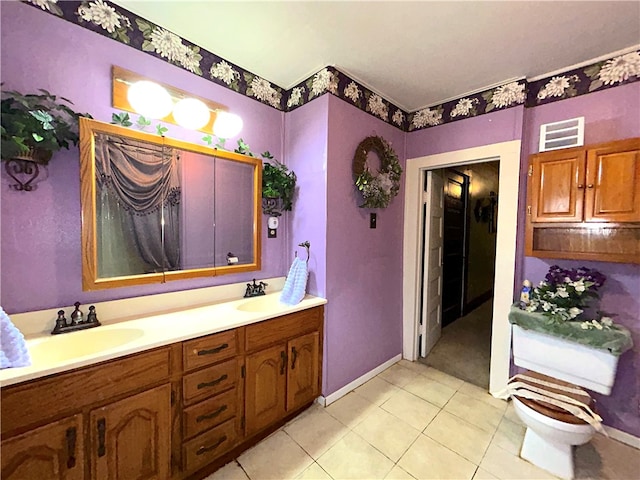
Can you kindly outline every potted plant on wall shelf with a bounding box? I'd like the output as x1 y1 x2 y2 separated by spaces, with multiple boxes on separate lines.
1 88 89 164
1 88 90 191
261 152 297 216
233 139 297 216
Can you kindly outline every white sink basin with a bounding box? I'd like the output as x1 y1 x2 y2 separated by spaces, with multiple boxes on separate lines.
236 295 288 312
28 328 144 364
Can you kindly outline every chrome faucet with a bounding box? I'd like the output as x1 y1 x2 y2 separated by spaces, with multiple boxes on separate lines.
244 279 268 298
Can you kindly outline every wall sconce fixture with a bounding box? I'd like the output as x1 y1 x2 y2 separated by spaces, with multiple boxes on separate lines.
112 66 243 137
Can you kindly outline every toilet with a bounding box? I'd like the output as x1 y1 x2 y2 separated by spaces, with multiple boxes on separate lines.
509 324 620 479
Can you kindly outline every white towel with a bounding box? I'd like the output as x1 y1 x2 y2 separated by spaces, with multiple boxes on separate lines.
280 257 309 306
1 306 31 369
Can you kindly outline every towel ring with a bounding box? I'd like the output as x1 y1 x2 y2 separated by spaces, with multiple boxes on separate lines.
295 241 310 262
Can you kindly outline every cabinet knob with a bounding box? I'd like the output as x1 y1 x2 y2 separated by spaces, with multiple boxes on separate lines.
587 184 594 188
577 184 584 189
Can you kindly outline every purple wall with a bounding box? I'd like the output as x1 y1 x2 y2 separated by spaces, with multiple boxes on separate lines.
324 96 406 394
406 106 524 158
521 82 640 436
1 2 286 313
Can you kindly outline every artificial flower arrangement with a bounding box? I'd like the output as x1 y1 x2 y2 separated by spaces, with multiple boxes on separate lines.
522 265 612 328
510 265 633 356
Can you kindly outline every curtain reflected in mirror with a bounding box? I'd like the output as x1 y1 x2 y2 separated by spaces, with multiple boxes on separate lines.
95 134 181 277
79 118 261 291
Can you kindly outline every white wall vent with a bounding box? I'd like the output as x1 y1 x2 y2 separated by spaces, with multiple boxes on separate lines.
539 117 585 152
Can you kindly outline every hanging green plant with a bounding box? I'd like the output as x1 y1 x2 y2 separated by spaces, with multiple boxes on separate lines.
353 135 402 208
261 151 296 216
1 88 90 164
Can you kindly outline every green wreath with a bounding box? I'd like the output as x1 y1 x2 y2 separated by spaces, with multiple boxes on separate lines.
353 136 402 209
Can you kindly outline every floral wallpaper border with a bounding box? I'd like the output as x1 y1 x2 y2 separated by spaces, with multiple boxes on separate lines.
24 1 640 133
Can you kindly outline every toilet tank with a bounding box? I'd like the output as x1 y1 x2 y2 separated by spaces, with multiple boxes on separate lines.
512 325 619 395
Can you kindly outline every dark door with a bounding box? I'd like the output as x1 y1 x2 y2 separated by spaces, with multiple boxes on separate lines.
442 170 469 327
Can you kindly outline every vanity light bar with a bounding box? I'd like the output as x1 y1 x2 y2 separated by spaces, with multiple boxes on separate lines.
112 65 229 134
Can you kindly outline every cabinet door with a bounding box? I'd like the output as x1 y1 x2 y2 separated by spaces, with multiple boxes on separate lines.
245 344 287 436
89 384 171 480
287 331 320 412
584 140 640 222
530 149 586 222
1 415 84 480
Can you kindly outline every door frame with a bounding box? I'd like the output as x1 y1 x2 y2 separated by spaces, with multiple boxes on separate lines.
402 140 521 395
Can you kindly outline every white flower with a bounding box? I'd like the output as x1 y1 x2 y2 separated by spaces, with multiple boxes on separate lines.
287 87 305 108
556 287 569 298
310 68 338 98
600 317 613 327
367 94 388 120
450 97 477 118
344 82 361 103
592 320 603 330
250 77 281 108
78 0 121 33
537 76 571 100
542 301 552 312
377 173 394 195
150 27 184 63
210 60 239 85
574 283 586 293
569 307 582 318
392 109 404 126
598 52 640 85
581 322 591 330
491 82 526 108
29 0 57 11
180 46 201 73
411 107 442 129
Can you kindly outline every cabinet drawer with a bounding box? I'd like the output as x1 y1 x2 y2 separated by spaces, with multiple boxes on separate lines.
183 330 238 371
183 358 237 405
183 388 237 440
183 418 237 474
245 307 322 352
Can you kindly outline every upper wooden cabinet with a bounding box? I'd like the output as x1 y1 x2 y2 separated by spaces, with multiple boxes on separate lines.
529 138 640 224
526 138 640 263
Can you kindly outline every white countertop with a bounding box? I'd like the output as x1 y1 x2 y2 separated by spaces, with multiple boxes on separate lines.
1 293 326 388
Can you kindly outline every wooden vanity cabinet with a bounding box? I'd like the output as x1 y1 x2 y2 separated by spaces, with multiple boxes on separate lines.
1 346 173 480
244 308 322 437
1 305 325 480
1 415 84 480
526 138 640 263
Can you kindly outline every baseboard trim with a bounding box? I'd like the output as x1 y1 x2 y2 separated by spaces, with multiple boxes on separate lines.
318 354 402 406
603 425 640 449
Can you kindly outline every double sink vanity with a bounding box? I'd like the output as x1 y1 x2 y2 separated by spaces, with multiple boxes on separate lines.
1 291 326 479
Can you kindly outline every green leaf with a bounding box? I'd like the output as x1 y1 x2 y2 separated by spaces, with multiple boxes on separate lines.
584 65 601 79
156 124 168 136
135 18 153 35
588 79 603 92
202 134 213 145
31 133 44 142
141 40 155 52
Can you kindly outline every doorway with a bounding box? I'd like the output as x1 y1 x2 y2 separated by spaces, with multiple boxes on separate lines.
402 140 521 396
420 162 500 388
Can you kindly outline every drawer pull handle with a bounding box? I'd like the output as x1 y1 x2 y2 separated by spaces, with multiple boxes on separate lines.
66 426 77 469
197 343 229 356
97 418 106 457
196 405 228 423
587 184 594 189
197 374 228 389
577 184 584 189
280 351 287 375
291 346 298 370
196 435 227 456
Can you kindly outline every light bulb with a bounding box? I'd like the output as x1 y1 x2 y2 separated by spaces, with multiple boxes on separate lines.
172 98 210 130
127 81 173 119
213 111 243 138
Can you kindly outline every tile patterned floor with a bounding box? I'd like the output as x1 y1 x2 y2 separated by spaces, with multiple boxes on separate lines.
206 360 639 480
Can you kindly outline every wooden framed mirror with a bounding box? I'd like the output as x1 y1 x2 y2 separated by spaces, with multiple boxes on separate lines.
79 118 261 290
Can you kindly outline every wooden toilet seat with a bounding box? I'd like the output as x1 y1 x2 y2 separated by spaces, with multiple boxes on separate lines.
510 371 595 425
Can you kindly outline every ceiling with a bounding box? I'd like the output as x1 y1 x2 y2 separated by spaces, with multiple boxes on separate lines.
113 1 640 112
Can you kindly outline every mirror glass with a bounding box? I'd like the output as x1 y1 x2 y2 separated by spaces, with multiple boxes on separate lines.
80 118 261 290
